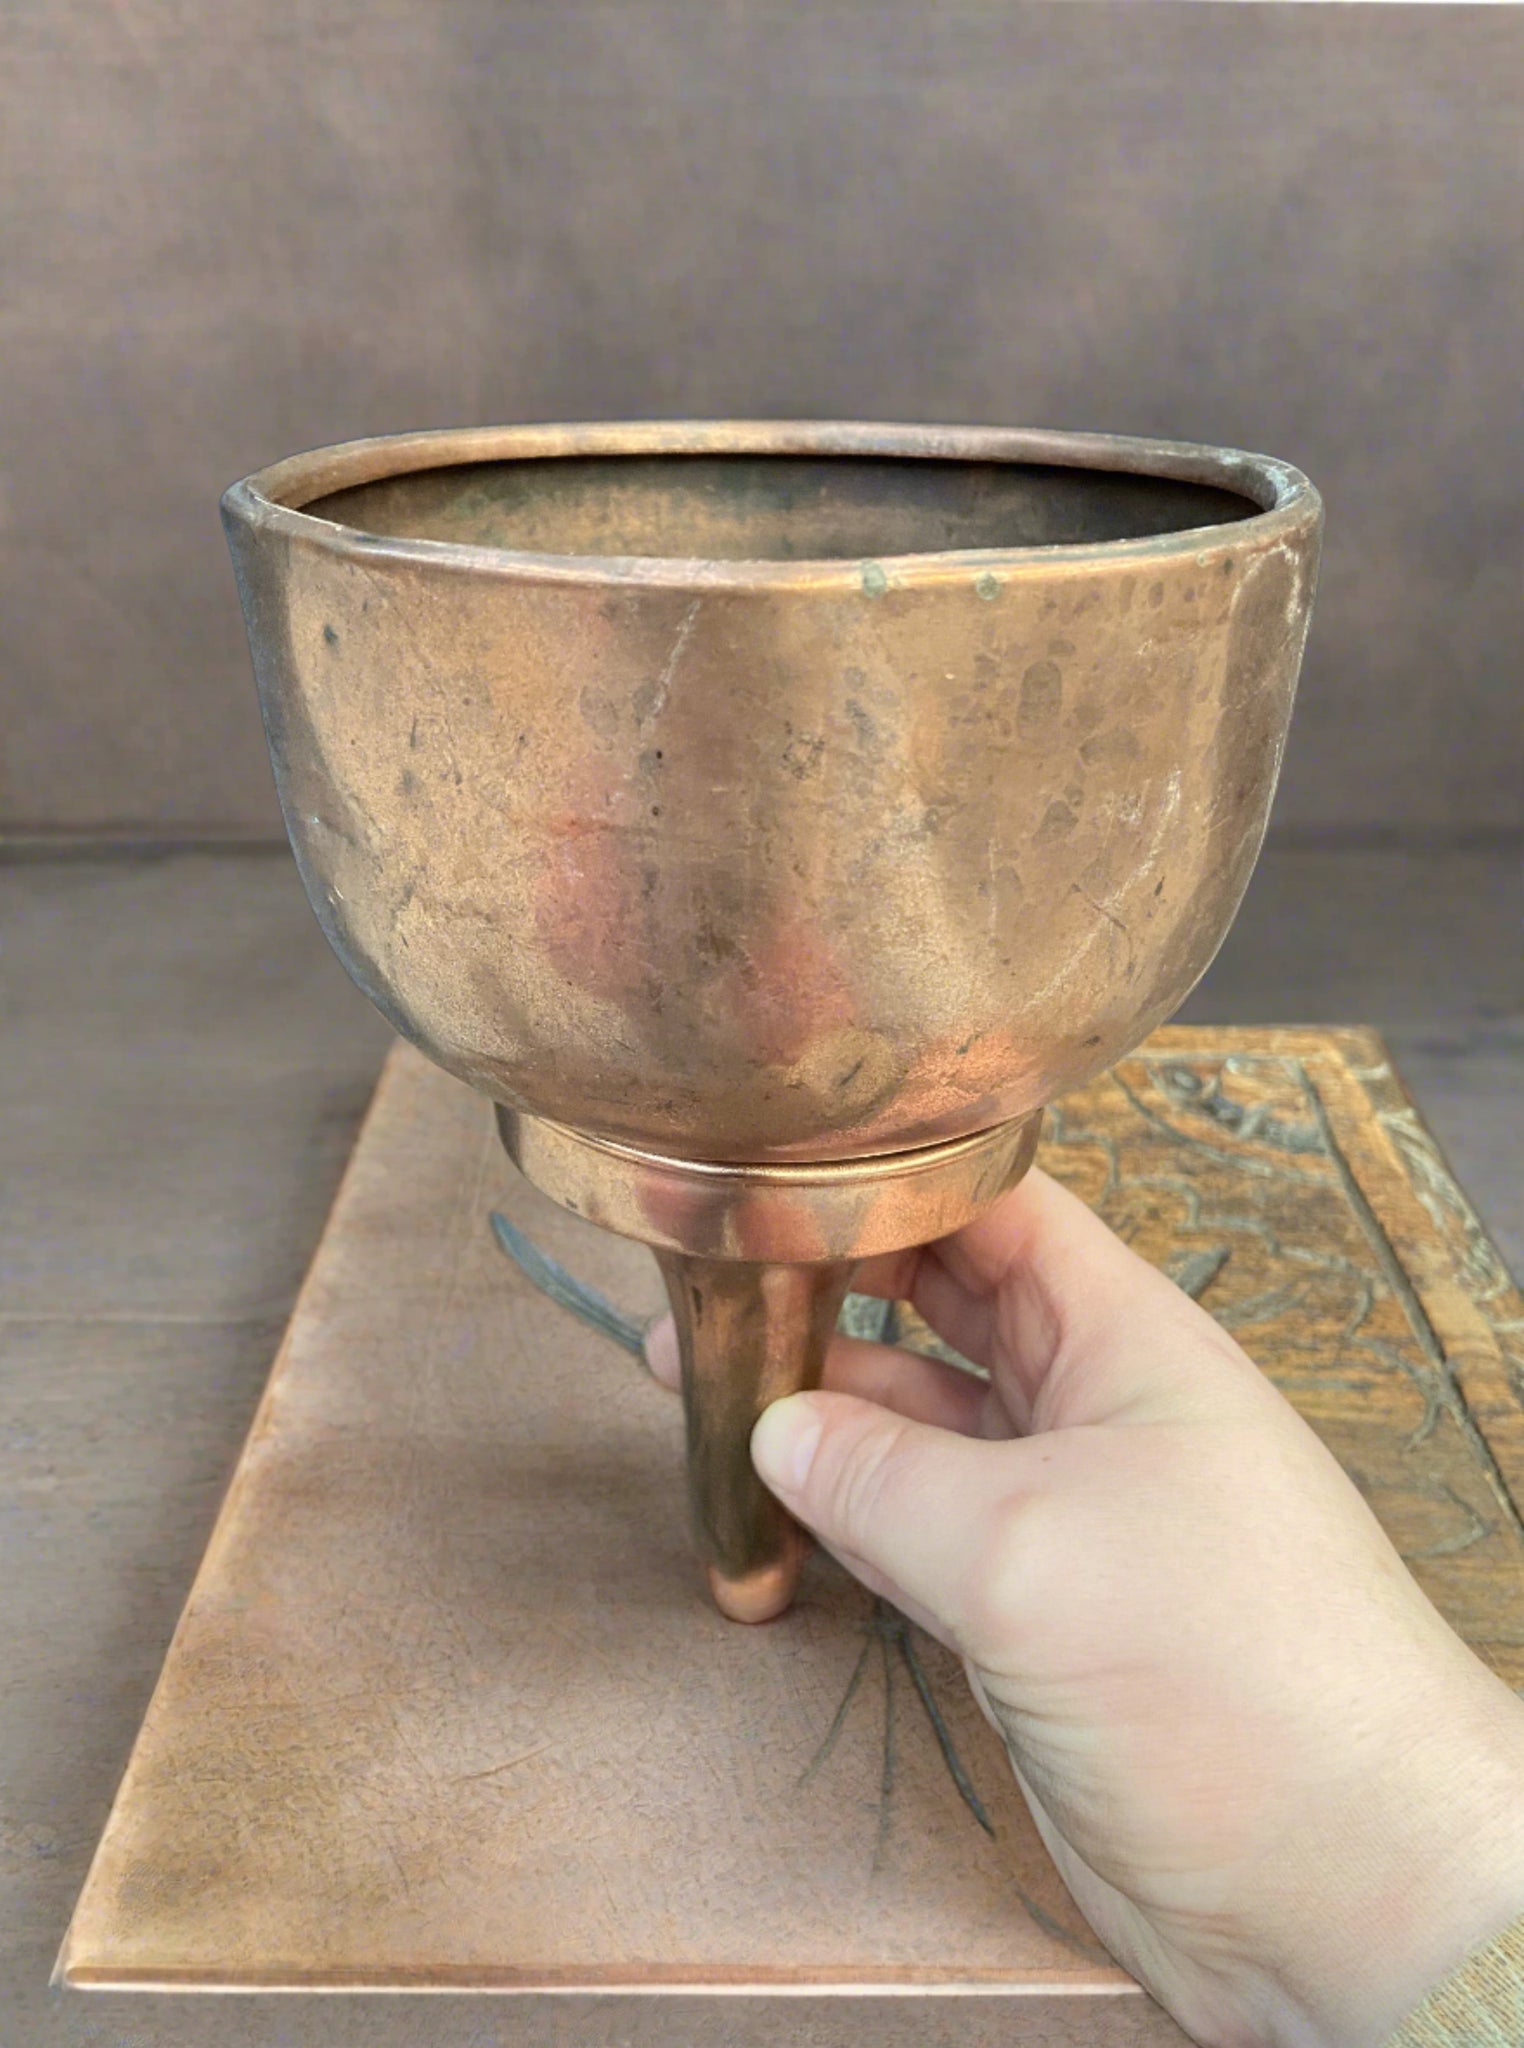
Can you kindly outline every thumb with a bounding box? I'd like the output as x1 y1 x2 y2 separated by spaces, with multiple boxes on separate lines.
752 1390 1030 1651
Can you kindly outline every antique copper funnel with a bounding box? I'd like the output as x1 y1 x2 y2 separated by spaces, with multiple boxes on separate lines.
224 422 1320 1621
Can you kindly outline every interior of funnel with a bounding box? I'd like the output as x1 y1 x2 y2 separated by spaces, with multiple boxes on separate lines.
303 453 1261 562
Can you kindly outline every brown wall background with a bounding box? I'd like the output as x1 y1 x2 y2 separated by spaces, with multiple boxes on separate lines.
3 1 1520 838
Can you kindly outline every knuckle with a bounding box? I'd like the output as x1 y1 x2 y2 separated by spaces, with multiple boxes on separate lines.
960 1494 1042 1650
819 1412 910 1553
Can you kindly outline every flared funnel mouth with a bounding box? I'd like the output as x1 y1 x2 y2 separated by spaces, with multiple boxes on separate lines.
225 420 1316 591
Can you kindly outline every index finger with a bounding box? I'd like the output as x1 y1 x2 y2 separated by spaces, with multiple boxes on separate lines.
854 1166 1223 1431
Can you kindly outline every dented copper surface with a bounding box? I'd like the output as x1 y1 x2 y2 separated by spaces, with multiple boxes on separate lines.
224 421 1320 1617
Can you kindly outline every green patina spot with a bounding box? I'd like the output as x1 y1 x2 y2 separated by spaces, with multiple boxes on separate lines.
974 572 1000 602
860 561 889 597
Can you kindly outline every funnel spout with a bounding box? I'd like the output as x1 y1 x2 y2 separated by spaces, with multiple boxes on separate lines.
655 1252 855 1622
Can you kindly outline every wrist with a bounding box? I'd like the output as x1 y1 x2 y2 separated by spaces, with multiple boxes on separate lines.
1264 1665 1524 2047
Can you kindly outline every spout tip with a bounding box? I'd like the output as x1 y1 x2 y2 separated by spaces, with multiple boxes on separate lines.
706 1551 803 1624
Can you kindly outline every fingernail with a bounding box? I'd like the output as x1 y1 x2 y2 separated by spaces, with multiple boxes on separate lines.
642 1314 679 1387
752 1395 823 1495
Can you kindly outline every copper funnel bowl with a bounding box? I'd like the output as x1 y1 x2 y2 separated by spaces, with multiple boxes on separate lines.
224 421 1320 1618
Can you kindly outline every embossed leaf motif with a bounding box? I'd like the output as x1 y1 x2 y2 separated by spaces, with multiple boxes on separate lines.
487 1217 1016 1843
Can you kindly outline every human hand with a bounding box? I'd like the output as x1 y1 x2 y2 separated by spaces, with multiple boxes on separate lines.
645 1168 1524 2047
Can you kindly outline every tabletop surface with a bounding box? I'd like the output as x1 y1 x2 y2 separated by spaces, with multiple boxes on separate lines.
53 1025 1524 2041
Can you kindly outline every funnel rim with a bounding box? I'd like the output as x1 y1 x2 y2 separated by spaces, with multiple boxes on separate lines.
222 419 1319 591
